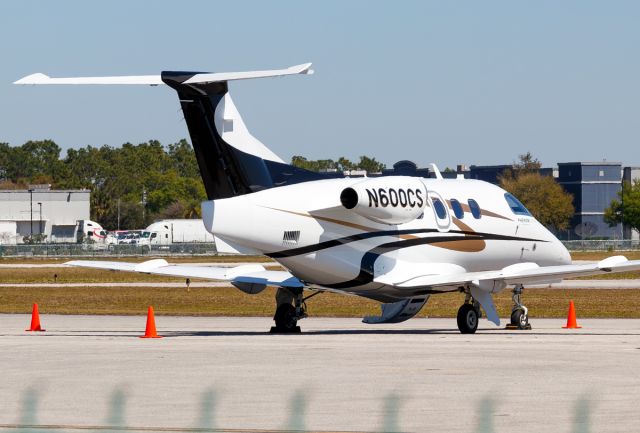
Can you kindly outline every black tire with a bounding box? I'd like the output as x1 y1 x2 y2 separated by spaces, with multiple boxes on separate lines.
457 304 479 334
274 303 297 332
510 308 529 329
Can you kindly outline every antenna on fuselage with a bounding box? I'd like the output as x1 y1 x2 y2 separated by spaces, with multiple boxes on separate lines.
429 163 443 180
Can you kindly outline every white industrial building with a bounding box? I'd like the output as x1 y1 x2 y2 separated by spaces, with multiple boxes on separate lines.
0 186 90 244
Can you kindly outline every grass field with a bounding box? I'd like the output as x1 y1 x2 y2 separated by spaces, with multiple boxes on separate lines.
1 285 640 318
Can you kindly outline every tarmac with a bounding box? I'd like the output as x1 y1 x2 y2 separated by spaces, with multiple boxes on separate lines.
1 315 639 432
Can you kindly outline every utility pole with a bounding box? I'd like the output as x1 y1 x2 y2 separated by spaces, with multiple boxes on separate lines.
117 198 121 230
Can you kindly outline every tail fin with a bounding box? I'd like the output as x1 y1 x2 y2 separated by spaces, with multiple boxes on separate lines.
15 63 325 200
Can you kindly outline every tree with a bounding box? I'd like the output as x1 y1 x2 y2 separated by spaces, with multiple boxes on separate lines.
605 180 640 233
356 155 385 173
500 172 574 231
290 155 385 173
514 151 541 172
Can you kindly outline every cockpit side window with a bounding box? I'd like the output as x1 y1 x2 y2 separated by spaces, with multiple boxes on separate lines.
468 199 481 219
504 193 531 216
450 199 464 219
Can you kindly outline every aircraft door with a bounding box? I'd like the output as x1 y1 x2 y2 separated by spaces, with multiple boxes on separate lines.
429 192 451 232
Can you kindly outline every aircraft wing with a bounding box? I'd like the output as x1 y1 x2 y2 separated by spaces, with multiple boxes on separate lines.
375 255 640 327
388 255 640 290
65 259 304 292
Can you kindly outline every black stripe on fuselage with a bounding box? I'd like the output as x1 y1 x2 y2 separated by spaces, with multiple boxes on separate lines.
266 228 440 258
266 229 545 259
295 232 547 289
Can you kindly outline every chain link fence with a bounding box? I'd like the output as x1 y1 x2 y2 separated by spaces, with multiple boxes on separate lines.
562 240 640 251
0 243 219 257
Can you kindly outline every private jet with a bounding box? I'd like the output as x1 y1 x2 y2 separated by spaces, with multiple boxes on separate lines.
15 63 640 333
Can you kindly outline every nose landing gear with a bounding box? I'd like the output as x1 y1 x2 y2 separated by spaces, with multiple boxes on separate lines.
506 284 532 330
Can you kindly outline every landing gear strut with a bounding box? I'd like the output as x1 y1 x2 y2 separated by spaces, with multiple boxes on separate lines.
507 284 531 330
456 291 481 334
271 288 307 333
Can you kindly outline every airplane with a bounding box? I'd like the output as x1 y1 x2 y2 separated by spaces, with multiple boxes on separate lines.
15 63 640 334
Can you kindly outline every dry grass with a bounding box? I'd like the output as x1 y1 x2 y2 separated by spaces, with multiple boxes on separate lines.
2 286 640 318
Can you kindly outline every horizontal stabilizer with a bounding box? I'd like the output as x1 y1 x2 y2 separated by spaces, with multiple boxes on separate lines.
183 63 313 84
14 63 313 86
14 73 164 85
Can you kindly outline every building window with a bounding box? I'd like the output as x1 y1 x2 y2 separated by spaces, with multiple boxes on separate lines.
599 170 604 177
468 199 481 219
450 199 464 219
504 193 531 216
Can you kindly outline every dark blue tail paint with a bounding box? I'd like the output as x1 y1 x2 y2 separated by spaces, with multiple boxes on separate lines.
161 71 327 200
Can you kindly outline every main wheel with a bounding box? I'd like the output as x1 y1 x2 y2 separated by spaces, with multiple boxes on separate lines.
274 303 297 332
457 304 479 334
510 308 529 330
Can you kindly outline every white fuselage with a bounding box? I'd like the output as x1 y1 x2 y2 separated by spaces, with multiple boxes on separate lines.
202 176 571 302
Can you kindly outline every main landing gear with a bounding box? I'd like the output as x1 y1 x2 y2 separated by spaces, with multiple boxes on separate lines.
271 288 308 333
456 292 482 334
507 284 531 330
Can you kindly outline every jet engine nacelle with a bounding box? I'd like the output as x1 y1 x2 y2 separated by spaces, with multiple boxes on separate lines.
340 177 428 225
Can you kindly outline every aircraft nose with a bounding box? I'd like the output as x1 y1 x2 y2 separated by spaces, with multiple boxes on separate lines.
556 238 572 265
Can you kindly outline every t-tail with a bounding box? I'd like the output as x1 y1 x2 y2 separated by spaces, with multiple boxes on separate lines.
14 63 324 200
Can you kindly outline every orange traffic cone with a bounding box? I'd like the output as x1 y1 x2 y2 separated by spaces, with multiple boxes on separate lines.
562 300 582 329
140 306 162 338
26 303 45 332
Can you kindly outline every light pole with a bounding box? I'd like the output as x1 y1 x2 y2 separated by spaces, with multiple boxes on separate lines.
141 188 147 224
28 189 34 238
37 202 43 238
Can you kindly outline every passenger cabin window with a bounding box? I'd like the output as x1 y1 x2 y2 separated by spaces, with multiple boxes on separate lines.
432 198 447 219
450 199 464 219
468 199 481 219
504 193 531 216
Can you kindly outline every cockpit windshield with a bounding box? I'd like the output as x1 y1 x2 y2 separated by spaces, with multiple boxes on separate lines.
504 193 531 216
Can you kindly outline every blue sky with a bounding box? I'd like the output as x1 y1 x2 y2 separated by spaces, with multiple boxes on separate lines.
1 1 639 169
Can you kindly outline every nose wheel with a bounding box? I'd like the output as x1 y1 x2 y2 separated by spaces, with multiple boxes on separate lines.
506 284 532 330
